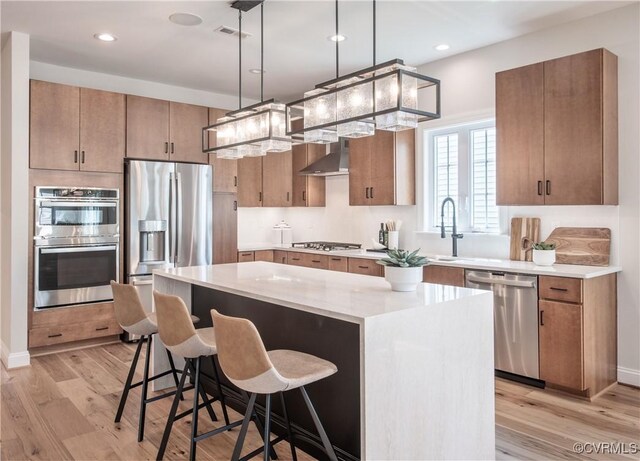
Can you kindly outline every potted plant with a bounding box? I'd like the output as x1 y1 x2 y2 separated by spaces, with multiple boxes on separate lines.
532 242 557 266
376 249 428 292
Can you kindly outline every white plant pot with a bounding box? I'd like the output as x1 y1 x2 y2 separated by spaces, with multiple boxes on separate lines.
384 266 423 292
533 249 556 266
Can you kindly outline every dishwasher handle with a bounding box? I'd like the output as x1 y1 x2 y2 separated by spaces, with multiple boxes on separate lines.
466 274 536 288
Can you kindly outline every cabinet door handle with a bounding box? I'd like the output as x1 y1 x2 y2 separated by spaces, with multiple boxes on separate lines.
331 258 342 261
550 287 568 292
540 310 545 326
258 192 262 202
546 180 551 195
302 190 306 202
286 192 290 202
74 150 78 163
171 142 174 154
365 187 370 199
81 151 85 164
164 142 169 154
537 181 543 196
95 326 109 331
311 259 321 263
370 187 374 198
234 176 238 187
48 333 63 338
358 265 369 269
240 253 252 256
292 258 301 261
233 200 237 211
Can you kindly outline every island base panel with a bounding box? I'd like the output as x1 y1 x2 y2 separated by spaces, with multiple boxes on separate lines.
192 285 361 460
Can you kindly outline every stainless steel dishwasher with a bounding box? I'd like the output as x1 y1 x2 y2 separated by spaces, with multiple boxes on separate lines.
466 270 539 380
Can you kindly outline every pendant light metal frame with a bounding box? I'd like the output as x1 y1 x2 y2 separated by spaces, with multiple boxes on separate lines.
202 1 293 156
284 0 441 139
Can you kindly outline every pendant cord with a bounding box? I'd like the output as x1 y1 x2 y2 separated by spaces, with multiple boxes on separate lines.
260 2 264 102
335 0 339 79
373 0 376 66
238 9 242 110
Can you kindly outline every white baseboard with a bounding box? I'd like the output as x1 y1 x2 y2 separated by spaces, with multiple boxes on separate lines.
618 366 640 387
0 340 31 369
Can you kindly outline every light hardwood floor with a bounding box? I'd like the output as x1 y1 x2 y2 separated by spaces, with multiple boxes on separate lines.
1 342 638 460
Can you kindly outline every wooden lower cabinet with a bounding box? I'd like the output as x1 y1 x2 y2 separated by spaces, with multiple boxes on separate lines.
29 302 122 348
328 256 348 272
254 250 274 262
238 251 255 262
538 274 617 398
347 258 383 277
274 250 288 265
213 193 238 264
423 265 466 287
286 252 306 267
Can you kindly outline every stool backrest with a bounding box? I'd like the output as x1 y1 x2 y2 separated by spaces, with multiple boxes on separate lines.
110 281 147 329
211 309 287 393
153 291 198 350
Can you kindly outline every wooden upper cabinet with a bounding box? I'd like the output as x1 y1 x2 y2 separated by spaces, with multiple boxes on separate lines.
30 80 80 171
126 95 170 160
237 157 263 207
292 143 326 207
30 81 125 173
262 151 293 207
79 88 126 173
212 193 238 264
496 63 545 205
208 108 238 193
349 130 415 206
496 48 618 206
169 102 208 164
544 49 617 205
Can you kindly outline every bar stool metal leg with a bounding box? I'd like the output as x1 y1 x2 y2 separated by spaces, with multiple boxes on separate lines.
166 349 184 401
189 357 201 461
138 335 153 442
114 336 144 423
262 394 272 461
211 355 231 426
189 359 218 423
300 386 338 461
280 392 297 461
157 360 190 461
232 393 257 461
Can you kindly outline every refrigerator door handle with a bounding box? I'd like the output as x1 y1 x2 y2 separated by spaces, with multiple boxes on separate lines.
168 172 176 264
175 172 182 265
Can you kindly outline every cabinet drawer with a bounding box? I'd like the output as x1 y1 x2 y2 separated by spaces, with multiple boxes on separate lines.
254 250 274 262
348 258 383 277
328 256 348 272
237 251 255 262
539 276 582 303
29 319 122 348
423 266 466 287
303 254 329 270
287 252 307 267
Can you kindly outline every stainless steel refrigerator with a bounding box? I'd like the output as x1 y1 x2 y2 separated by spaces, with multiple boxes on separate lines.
124 159 212 339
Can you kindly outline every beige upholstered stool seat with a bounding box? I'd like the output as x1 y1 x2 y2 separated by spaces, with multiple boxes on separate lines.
267 350 337 390
167 326 217 359
127 312 201 337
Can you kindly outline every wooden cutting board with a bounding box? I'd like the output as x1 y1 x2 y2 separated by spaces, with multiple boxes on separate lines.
510 217 541 261
545 227 611 266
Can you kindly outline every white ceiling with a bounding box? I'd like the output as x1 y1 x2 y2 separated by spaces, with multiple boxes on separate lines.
1 1 630 102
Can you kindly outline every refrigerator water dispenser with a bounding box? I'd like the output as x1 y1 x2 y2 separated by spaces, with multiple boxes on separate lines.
139 219 166 263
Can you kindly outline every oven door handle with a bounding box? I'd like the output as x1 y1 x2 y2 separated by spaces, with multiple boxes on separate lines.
38 201 117 208
40 245 117 254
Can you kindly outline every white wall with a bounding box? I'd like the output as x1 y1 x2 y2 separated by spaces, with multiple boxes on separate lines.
1 31 31 368
239 4 640 385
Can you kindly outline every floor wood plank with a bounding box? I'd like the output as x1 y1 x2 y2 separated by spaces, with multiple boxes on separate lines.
1 344 638 460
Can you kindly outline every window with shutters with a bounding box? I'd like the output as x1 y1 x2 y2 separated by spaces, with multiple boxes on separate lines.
426 120 501 233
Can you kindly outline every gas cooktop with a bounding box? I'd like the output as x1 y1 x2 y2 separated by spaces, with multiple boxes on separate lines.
291 241 362 252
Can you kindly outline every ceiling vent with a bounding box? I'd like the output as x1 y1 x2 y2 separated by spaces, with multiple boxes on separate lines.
215 25 252 39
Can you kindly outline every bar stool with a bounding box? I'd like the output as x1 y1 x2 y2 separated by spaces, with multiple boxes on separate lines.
211 309 339 461
110 281 200 442
154 291 240 461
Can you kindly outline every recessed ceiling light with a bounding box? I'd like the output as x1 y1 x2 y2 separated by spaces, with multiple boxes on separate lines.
249 68 265 74
94 33 117 42
328 34 346 42
434 43 450 51
169 12 203 26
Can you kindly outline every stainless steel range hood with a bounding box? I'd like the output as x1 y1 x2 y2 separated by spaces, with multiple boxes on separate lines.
299 139 349 176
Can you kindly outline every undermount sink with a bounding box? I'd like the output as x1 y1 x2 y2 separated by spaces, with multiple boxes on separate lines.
431 255 460 261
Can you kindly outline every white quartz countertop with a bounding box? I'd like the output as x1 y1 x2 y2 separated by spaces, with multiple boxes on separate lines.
237 245 621 279
154 262 490 324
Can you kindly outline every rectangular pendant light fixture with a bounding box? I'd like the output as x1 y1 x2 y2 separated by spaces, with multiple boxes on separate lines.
285 58 441 141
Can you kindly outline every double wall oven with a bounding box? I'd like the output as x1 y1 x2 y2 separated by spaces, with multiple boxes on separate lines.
34 187 120 309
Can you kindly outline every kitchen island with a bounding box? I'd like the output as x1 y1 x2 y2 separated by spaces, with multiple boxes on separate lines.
153 262 495 460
